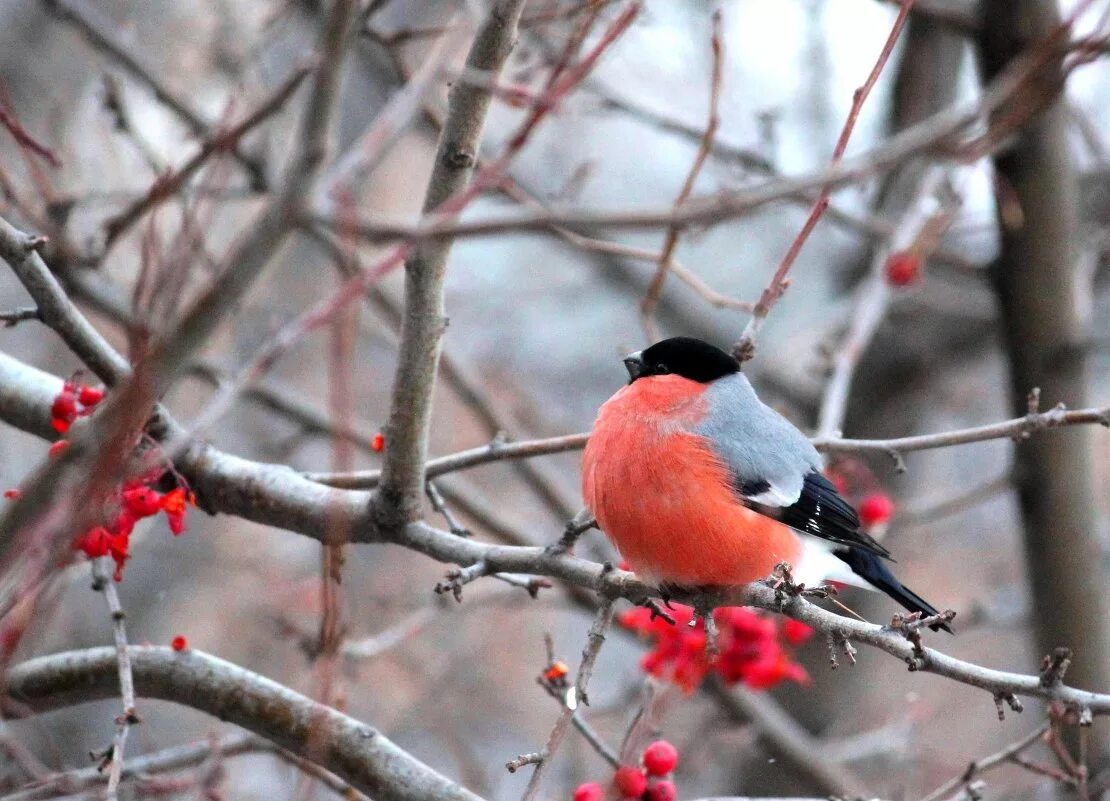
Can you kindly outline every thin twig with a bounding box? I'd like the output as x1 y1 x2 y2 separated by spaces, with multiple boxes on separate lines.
518 600 618 801
815 166 955 438
305 400 1109 488
0 307 40 327
90 559 139 800
304 433 589 488
42 0 269 189
102 63 314 249
640 10 724 341
734 0 917 360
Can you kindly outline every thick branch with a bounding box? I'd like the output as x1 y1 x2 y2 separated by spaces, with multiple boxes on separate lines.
0 216 129 384
4 647 482 801
375 0 529 526
3 355 1110 716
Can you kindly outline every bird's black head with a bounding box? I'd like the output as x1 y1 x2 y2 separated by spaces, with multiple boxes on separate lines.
623 337 740 384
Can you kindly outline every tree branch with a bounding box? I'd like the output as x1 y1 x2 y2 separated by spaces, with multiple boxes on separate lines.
41 0 270 190
374 0 530 527
4 646 482 801
733 0 916 360
2 360 1109 721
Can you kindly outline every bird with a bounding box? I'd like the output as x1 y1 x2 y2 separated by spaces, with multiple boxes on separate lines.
581 336 949 631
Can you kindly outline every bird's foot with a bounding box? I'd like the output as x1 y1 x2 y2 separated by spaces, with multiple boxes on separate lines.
765 562 835 606
636 597 676 625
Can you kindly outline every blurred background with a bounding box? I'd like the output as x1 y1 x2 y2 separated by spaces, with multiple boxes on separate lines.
0 1 1108 799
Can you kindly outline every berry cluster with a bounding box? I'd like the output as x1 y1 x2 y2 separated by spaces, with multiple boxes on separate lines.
574 740 679 801
619 604 812 694
3 381 194 582
73 477 192 581
50 377 104 433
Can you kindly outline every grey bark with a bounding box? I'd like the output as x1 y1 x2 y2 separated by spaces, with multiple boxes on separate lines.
375 0 529 527
977 0 1110 760
6 647 483 801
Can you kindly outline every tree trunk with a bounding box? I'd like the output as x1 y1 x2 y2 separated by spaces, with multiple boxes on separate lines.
977 0 1110 762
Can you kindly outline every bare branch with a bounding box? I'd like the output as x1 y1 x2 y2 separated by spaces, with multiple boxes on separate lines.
135 0 356 398
374 0 531 527
90 559 140 800
0 307 40 327
0 215 130 384
305 433 590 489
734 0 916 360
815 166 956 439
917 723 1050 801
814 403 1110 467
42 0 269 189
5 646 483 801
518 599 617 801
640 10 724 340
102 63 314 249
316 28 1093 249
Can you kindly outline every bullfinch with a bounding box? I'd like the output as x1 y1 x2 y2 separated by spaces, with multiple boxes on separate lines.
582 337 948 629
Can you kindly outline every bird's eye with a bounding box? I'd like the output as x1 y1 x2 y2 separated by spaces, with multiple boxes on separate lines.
656 364 670 374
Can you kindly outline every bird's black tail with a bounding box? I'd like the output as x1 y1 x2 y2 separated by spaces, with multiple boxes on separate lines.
834 549 952 633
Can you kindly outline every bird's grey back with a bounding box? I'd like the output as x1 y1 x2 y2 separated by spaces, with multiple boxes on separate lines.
693 373 821 504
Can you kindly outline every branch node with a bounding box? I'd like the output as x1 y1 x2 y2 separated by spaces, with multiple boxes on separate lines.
21 233 48 252
547 508 597 555
993 691 1024 720
506 751 545 773
434 560 489 601
1039 647 1073 688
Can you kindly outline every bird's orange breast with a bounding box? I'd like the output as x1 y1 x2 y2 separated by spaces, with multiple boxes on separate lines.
582 376 801 587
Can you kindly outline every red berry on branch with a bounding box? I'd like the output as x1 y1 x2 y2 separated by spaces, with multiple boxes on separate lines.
371 432 385 452
171 635 187 652
884 251 922 286
858 492 895 527
643 740 679 776
50 391 78 432
3 489 21 500
161 487 190 535
614 766 648 798
78 385 105 407
573 782 604 801
122 486 162 518
783 619 814 645
48 440 70 458
647 781 678 801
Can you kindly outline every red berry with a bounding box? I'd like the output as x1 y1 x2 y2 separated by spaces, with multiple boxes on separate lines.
371 432 385 452
647 781 677 801
783 619 814 645
48 440 70 458
122 486 163 518
573 782 605 801
51 392 77 420
614 766 647 798
78 385 105 407
3 489 21 500
171 635 187 652
642 741 679 776
858 492 895 527
884 251 922 286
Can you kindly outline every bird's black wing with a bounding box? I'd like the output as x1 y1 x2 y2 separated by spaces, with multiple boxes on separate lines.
740 470 893 561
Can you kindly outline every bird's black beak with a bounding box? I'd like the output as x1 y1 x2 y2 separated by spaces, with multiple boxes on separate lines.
623 351 645 382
